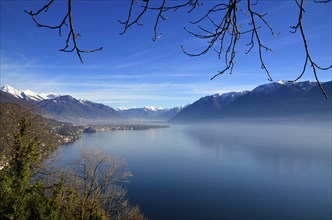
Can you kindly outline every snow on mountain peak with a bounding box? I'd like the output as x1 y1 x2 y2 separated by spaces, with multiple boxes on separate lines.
117 106 167 112
144 106 165 111
78 98 88 105
1 85 24 98
1 85 60 101
44 93 60 99
23 89 46 101
117 107 130 111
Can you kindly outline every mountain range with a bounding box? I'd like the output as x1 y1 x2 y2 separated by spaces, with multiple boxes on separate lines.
172 80 331 122
0 85 182 124
1 80 331 124
0 85 122 124
1 85 59 101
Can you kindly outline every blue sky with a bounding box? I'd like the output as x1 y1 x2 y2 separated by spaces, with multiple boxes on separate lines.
1 0 331 108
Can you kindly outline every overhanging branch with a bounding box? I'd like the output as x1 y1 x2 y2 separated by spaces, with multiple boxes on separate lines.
289 0 331 98
25 0 102 63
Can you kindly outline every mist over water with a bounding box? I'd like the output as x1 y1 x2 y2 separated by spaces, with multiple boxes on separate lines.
57 120 331 220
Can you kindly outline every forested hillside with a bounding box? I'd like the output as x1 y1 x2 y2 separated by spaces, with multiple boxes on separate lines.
0 102 145 220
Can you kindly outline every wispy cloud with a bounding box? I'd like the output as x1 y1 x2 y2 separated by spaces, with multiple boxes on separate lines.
72 72 206 80
1 63 103 70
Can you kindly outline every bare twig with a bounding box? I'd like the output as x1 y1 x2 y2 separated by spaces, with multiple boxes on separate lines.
118 0 149 35
246 0 276 81
25 0 102 63
26 0 331 97
119 0 200 41
289 0 331 98
182 0 241 80
120 0 278 81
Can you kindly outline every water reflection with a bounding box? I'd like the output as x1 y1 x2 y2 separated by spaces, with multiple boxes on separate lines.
183 122 331 176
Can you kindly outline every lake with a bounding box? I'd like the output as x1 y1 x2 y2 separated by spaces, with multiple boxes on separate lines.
57 121 331 220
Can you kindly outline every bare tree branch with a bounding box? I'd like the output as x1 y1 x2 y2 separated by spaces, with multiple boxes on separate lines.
119 0 200 41
119 0 277 81
119 0 331 97
246 0 276 81
26 0 332 98
289 0 332 98
118 0 149 35
183 0 241 80
25 0 102 63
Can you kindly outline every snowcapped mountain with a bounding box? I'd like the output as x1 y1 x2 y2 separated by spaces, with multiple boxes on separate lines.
0 85 182 123
1 85 23 99
0 85 122 124
35 95 122 124
0 85 60 101
143 106 165 111
117 106 184 121
252 80 317 94
171 80 331 122
117 106 166 111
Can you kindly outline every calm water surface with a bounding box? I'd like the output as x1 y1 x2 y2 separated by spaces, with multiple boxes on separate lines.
57 121 331 220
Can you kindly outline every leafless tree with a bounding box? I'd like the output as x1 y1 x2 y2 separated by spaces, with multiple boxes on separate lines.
25 0 331 97
73 149 132 219
42 149 146 220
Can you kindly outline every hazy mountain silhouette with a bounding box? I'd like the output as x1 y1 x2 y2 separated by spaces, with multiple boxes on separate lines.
171 81 332 122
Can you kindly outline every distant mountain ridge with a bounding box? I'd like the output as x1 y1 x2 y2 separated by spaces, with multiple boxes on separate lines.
171 80 332 122
35 95 122 124
0 85 122 124
0 85 183 123
117 106 185 121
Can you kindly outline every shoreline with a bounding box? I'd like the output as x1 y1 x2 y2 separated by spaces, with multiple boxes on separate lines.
61 123 170 144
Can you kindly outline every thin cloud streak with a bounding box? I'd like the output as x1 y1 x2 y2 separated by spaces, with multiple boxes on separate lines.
76 73 204 80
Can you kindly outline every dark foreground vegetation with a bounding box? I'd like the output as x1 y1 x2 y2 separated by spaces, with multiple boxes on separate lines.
0 103 146 220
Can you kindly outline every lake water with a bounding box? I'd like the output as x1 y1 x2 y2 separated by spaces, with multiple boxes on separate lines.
57 121 331 220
